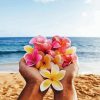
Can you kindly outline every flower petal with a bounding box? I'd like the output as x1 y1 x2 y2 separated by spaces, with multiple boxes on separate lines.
32 49 42 64
40 79 51 92
24 53 34 66
24 45 34 53
65 46 76 55
51 63 59 75
52 41 61 48
53 55 62 64
44 54 51 64
29 37 37 44
52 81 63 91
40 70 51 78
56 70 66 80
24 53 33 61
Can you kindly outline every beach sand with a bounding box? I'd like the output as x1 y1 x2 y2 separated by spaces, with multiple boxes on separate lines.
0 73 100 100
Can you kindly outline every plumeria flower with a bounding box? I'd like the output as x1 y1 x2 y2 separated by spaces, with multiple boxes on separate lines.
65 46 76 55
36 54 51 69
29 36 52 52
62 46 77 68
24 45 34 53
24 49 42 67
62 53 78 68
52 36 71 53
53 54 63 68
40 63 66 92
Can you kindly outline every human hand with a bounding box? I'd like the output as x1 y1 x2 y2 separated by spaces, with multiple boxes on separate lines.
19 58 44 85
61 62 79 86
18 58 46 100
54 62 79 100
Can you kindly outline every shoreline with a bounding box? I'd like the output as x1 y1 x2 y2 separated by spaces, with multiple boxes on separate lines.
0 62 100 75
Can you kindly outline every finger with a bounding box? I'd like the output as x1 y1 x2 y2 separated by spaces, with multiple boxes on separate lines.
19 57 29 74
19 58 26 67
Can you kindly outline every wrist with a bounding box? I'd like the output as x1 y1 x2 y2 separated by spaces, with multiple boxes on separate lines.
54 81 74 100
26 78 43 87
25 82 45 100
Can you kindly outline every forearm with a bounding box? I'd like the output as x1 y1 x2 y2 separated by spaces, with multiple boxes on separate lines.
18 83 44 100
54 83 77 100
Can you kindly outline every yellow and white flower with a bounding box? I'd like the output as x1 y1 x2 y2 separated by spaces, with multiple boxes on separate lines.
24 45 34 53
40 63 66 92
65 46 76 55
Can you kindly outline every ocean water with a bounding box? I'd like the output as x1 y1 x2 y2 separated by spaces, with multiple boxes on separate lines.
0 37 100 73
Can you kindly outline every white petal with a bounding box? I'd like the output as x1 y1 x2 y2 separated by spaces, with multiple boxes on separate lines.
40 70 50 78
52 81 63 91
51 63 60 75
40 79 51 92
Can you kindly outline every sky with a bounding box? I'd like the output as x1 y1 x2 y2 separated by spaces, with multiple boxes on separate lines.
0 0 100 37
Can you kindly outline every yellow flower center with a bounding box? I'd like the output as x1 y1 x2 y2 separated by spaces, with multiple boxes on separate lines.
50 74 57 81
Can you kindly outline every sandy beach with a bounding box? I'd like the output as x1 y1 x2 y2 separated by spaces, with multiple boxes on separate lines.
0 73 99 100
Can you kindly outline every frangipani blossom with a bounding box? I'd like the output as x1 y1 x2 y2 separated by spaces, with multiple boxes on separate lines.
29 36 52 52
40 63 66 92
36 54 51 69
65 46 76 55
24 45 34 53
62 54 78 68
52 36 71 53
24 49 42 67
23 35 78 69
53 55 63 68
61 46 77 67
29 35 47 44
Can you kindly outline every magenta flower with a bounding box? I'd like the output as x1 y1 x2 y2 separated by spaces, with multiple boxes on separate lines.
29 36 52 52
24 49 42 67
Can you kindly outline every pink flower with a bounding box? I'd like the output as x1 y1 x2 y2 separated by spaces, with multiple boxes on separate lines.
62 54 78 68
52 36 71 53
29 36 52 52
48 50 56 57
24 49 42 67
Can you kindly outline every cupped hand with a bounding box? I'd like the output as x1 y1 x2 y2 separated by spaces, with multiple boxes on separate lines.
19 58 44 85
61 62 79 86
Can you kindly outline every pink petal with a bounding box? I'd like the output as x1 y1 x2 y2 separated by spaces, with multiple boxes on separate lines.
24 53 33 61
29 38 37 44
32 49 42 64
52 41 61 48
34 43 42 51
24 53 34 66
52 36 61 42
37 36 46 43
35 54 42 64
26 60 35 67
43 43 52 51
62 55 72 68
62 61 71 68
65 37 71 44
48 50 55 57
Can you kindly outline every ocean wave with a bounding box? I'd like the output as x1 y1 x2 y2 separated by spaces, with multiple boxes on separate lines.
0 50 25 54
77 51 100 54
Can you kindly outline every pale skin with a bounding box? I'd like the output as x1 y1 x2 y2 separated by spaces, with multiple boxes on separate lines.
18 58 78 100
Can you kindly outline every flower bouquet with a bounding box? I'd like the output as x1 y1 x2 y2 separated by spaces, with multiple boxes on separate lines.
23 35 78 92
